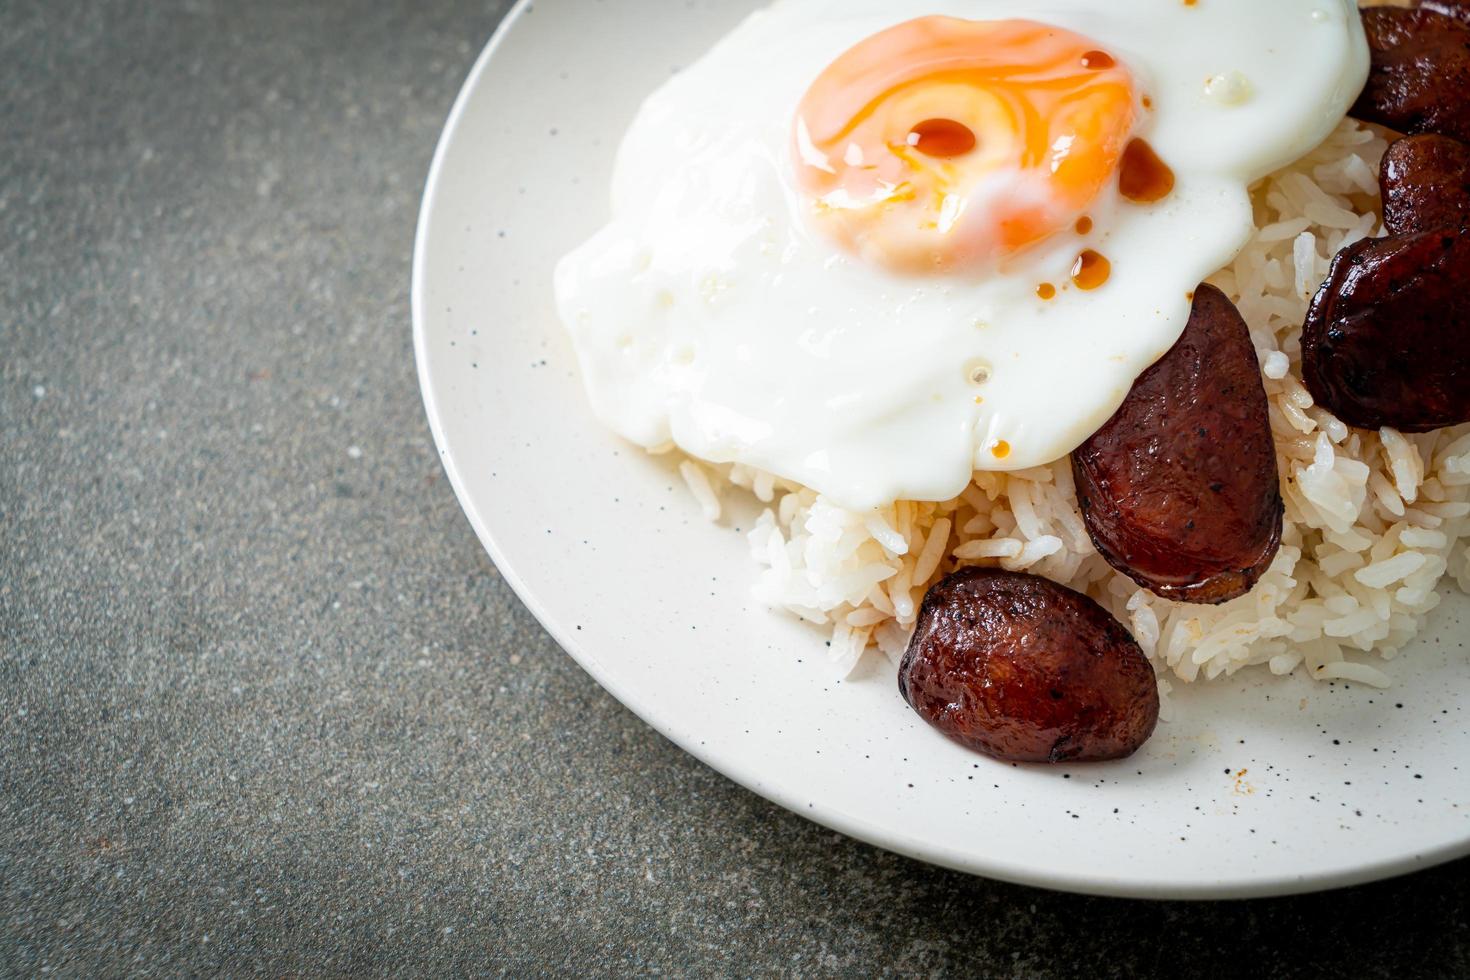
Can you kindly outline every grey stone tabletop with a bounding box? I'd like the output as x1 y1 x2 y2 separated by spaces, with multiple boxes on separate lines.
3 1 1468 976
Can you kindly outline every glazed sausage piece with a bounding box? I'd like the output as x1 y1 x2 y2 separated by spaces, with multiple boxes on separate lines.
1301 125 1470 431
898 568 1159 764
1302 231 1470 432
1071 285 1284 605
1381 133 1470 236
1353 4 1470 143
1421 1 1470 21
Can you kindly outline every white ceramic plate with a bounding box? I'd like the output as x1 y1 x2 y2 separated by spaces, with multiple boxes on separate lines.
413 0 1470 898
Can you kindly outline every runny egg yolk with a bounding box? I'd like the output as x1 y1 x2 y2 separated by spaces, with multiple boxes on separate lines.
793 17 1137 274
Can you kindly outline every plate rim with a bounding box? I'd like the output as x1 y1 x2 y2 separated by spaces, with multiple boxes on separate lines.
411 0 1470 900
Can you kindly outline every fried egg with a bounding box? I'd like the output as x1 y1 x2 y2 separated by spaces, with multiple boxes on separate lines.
556 0 1368 511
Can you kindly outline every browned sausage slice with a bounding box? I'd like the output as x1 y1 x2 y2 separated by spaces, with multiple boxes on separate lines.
1381 133 1470 236
1422 1 1470 22
898 568 1159 764
1302 230 1470 432
1353 5 1470 143
1071 285 1284 605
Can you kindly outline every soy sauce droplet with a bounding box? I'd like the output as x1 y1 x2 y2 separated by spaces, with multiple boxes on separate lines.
1071 250 1111 291
1119 139 1176 204
907 118 977 158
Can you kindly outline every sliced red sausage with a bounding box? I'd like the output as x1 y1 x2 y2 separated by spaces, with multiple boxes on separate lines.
1302 230 1470 432
898 568 1159 764
1421 1 1470 22
1071 285 1283 605
1353 4 1470 143
1381 133 1470 236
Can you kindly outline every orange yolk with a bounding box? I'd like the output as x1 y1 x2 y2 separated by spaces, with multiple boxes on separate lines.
793 17 1137 274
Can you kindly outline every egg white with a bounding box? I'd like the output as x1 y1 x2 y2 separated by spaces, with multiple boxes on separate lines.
556 0 1368 511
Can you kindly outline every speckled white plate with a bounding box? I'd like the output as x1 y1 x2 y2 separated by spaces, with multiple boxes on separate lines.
413 0 1470 898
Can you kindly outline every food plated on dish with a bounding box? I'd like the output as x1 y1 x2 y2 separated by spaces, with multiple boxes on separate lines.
554 0 1470 765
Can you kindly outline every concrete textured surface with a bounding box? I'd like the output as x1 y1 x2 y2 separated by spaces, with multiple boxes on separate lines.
3 0 1469 975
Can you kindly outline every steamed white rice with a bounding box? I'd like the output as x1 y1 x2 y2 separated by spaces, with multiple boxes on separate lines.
677 119 1470 691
